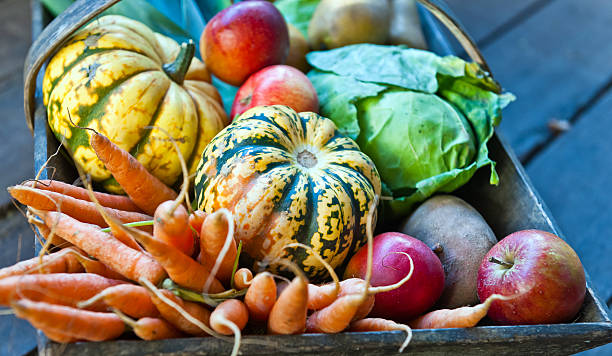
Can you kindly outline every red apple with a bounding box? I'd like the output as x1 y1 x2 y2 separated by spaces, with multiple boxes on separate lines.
477 230 586 325
200 1 289 86
230 65 319 119
344 232 445 320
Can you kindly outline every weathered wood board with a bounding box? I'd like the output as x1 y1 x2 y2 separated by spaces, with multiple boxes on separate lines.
527 90 612 309
477 0 612 159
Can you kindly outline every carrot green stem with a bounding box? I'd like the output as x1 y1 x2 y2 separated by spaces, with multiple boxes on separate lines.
100 220 154 233
230 241 243 290
161 279 246 307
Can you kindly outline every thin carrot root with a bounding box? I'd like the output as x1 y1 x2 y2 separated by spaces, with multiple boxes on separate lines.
349 318 412 353
12 299 125 342
409 294 515 329
22 179 143 212
77 284 159 319
113 309 183 340
233 268 253 290
210 299 249 356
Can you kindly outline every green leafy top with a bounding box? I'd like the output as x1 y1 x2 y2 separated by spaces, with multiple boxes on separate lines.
274 0 321 38
307 44 514 221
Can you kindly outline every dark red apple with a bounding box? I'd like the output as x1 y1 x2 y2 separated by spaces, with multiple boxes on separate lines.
477 229 586 325
344 232 445 320
200 1 289 86
230 65 319 119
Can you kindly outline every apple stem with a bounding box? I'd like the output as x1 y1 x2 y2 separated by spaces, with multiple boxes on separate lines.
488 256 514 268
163 40 195 85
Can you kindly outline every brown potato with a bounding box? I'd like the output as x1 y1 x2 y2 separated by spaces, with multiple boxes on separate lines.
400 195 497 308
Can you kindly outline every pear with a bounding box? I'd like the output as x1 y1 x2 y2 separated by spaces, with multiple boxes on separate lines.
308 0 390 50
286 24 310 72
388 0 427 49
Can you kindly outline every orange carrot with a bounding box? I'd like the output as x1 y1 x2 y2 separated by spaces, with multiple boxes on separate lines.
90 131 177 215
113 309 183 340
409 294 512 329
210 299 248 335
267 262 309 335
210 299 248 356
145 285 212 336
67 251 128 281
198 209 237 285
78 284 159 319
0 273 124 310
23 179 143 212
188 210 208 235
349 318 412 353
129 226 224 293
154 200 195 256
9 185 152 228
305 293 365 333
244 272 276 322
0 248 83 279
28 215 71 248
33 209 166 284
233 268 253 290
12 299 125 341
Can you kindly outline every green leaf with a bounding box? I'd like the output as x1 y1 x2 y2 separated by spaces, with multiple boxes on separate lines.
274 0 321 38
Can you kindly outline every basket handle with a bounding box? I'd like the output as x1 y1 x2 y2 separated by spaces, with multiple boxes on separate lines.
23 0 121 133
416 0 491 73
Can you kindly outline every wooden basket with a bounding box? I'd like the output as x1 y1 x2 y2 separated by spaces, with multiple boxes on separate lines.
25 0 612 354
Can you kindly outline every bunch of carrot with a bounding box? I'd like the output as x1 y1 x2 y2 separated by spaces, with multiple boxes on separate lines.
3 128 506 355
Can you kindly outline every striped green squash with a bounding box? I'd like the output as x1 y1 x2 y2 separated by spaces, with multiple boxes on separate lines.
194 105 381 280
42 15 228 193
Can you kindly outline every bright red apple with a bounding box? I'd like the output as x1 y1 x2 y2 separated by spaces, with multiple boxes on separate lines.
344 232 445 320
230 65 319 119
477 229 586 325
200 1 289 86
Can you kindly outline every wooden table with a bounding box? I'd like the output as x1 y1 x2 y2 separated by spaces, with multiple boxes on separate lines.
0 0 610 354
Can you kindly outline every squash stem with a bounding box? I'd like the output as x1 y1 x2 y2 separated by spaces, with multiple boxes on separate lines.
163 40 195 85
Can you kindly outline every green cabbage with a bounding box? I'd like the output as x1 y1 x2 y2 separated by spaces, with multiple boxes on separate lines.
307 44 514 221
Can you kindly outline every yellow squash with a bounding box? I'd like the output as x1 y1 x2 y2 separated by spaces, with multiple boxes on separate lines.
43 15 228 192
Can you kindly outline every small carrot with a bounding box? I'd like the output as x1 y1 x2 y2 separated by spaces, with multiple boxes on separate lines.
32 209 166 284
129 226 224 293
0 248 83 279
0 273 124 310
78 284 160 319
349 318 412 353
90 130 177 215
409 294 513 329
141 279 214 336
8 185 152 228
23 179 142 212
210 299 249 334
12 299 125 342
154 200 194 257
233 268 253 290
188 210 208 235
113 309 183 340
198 209 237 286
210 299 248 356
267 261 309 335
67 250 128 281
244 272 276 322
